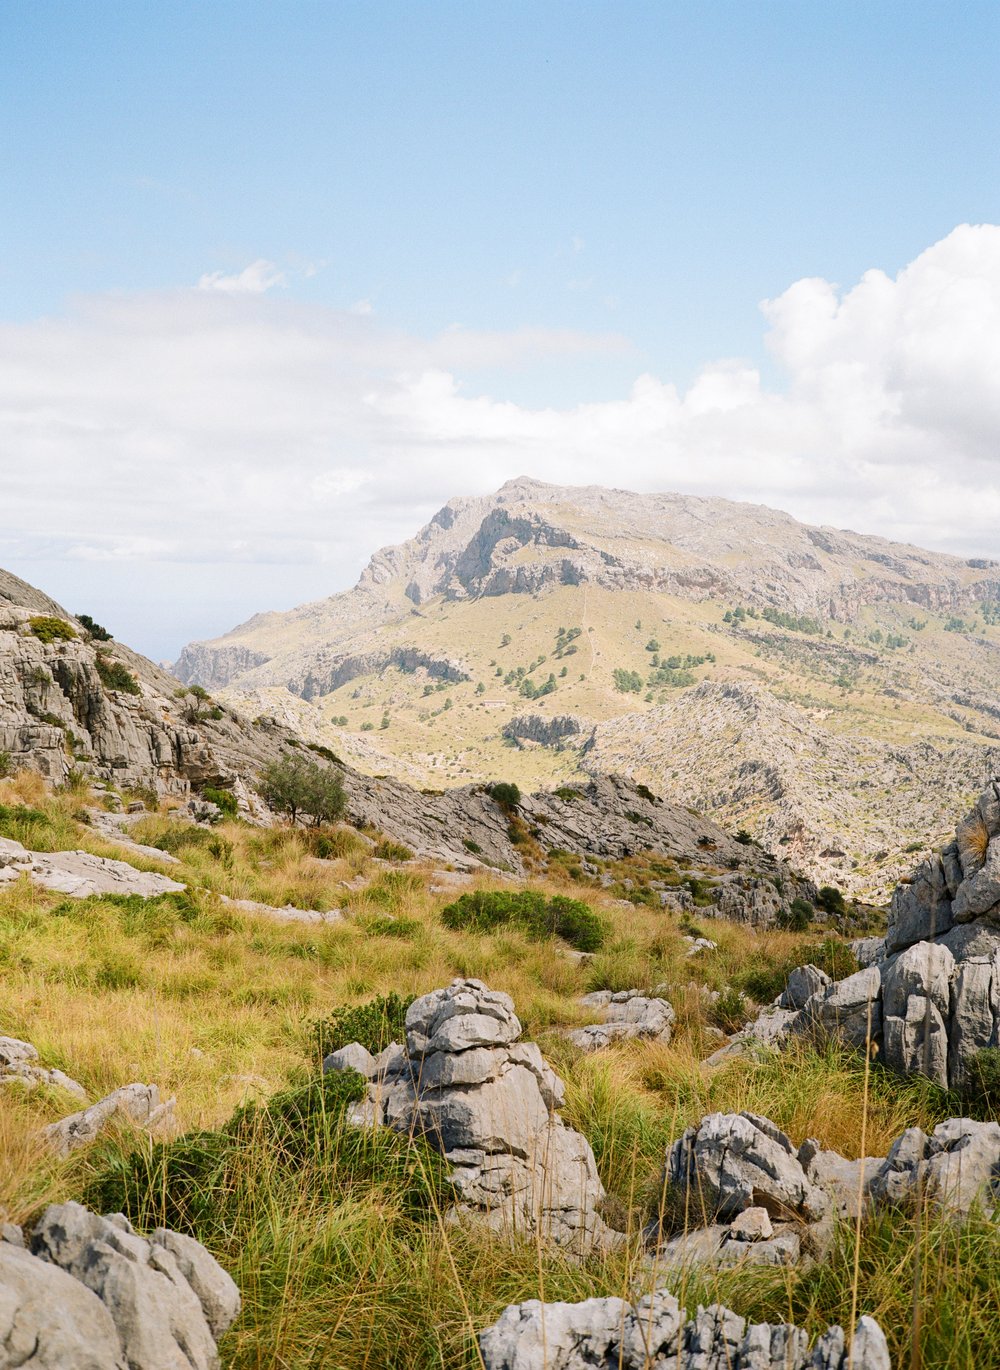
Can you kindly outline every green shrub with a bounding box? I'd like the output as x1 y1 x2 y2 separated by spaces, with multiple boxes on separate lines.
28 615 75 644
816 884 847 916
86 1069 449 1240
147 825 233 863
488 781 521 808
373 839 414 862
0 802 54 846
313 992 416 1060
0 750 12 779
734 828 754 845
777 896 814 931
76 613 112 641
201 786 238 819
804 937 859 981
714 986 749 1033
440 889 605 952
462 837 482 854
95 654 141 695
259 755 347 826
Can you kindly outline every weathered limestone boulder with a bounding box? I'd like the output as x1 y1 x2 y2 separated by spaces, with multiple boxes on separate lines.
42 1083 175 1157
664 1112 829 1226
0 1034 86 1099
0 1201 240 1370
886 856 953 952
796 967 882 1052
869 1118 1000 1217
730 779 1000 1092
479 1288 891 1370
881 941 955 1088
780 964 831 1010
568 990 676 1052
0 1237 127 1369
327 979 615 1252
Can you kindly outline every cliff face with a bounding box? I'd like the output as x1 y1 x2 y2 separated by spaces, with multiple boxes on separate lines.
0 579 289 796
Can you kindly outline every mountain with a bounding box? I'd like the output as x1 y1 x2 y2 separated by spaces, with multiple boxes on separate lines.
175 477 1000 896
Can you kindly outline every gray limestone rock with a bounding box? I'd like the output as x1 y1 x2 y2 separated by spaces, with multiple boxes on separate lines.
322 1042 377 1078
663 1112 829 1226
0 1035 86 1099
779 964 831 1011
479 1289 890 1370
0 1240 128 1369
42 1083 175 1157
797 967 882 1053
23 1202 239 1370
869 1117 1000 1217
953 836 1000 923
885 856 953 953
948 950 1000 1087
568 993 675 1052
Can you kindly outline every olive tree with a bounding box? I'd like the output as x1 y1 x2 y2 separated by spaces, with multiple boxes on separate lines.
259 754 347 827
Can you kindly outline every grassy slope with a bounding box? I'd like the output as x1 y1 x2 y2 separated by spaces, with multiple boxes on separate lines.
0 773 996 1368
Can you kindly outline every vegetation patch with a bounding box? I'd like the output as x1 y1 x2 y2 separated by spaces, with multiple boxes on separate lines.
95 653 141 695
440 888 605 952
28 616 75 644
313 991 416 1060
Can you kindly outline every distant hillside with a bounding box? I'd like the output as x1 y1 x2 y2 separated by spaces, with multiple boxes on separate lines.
174 478 1000 895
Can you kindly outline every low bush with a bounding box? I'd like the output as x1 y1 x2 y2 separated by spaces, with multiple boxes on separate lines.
487 781 521 808
777 896 814 931
373 839 414 862
201 786 239 819
440 888 605 952
28 616 75 644
95 654 141 695
960 1047 1000 1120
313 991 416 1060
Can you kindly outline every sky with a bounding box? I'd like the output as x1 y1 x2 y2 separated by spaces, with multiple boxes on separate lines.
2 1 1000 660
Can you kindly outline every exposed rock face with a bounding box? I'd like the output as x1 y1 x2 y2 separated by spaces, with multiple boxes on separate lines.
568 990 675 1052
478 1288 891 1370
653 1112 829 1268
0 836 186 899
325 979 615 1252
743 780 1000 1092
42 1083 176 1157
0 1201 240 1370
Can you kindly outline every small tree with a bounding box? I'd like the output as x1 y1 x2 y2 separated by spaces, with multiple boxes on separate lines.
259 755 347 827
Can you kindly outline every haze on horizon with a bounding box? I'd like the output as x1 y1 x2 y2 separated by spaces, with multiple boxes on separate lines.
2 1 1000 660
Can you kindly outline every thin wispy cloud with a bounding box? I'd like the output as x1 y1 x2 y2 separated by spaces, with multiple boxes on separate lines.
197 259 288 294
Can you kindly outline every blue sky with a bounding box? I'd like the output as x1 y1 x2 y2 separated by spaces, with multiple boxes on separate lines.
3 2 1000 657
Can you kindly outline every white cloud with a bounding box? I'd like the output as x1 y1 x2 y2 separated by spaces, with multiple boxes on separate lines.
4 224 1000 657
197 259 288 293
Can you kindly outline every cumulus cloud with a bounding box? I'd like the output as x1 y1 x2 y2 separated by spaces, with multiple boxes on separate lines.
197 259 288 293
3 224 1000 657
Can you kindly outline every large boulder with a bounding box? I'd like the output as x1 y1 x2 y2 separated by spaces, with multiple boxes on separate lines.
478 1288 891 1370
869 1118 1000 1217
881 941 956 1088
0 1201 240 1370
796 967 882 1053
664 1112 829 1226
329 979 615 1252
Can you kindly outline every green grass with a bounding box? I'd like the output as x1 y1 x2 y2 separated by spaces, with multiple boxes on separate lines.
0 773 993 1368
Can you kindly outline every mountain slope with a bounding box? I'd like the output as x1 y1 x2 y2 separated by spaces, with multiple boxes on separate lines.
174 478 1000 893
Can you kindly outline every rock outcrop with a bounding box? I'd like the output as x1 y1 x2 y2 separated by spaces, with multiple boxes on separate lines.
0 836 186 899
479 1288 891 1370
42 1083 176 1157
0 1035 86 1099
324 978 616 1252
736 780 1000 1092
568 990 675 1052
0 1201 240 1370
652 1112 830 1267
